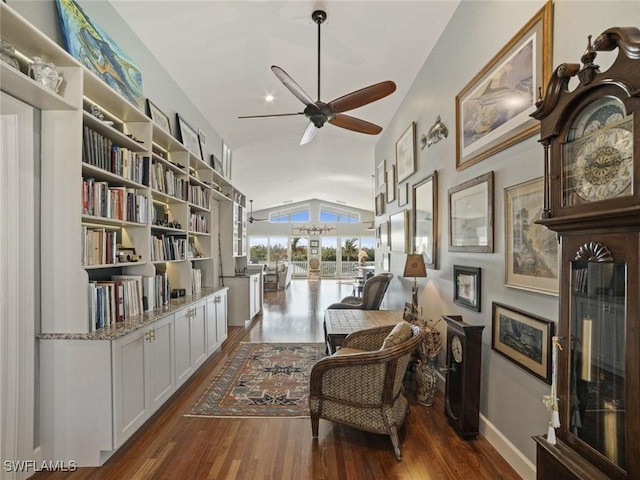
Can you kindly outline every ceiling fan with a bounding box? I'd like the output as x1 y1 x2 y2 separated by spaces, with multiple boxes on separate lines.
239 10 397 145
248 200 268 224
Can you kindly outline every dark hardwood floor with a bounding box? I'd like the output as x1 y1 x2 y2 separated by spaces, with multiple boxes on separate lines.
33 279 521 479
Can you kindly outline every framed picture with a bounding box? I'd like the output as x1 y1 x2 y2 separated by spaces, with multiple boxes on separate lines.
222 142 232 179
491 302 554 384
386 165 396 203
176 114 202 160
455 2 552 170
211 154 224 175
381 252 390 271
146 99 171 133
379 221 389 247
413 172 438 268
311 248 318 255
453 265 481 312
375 193 386 216
398 183 409 207
376 160 386 188
449 171 494 253
389 210 409 253
505 177 558 295
396 122 416 183
310 240 319 248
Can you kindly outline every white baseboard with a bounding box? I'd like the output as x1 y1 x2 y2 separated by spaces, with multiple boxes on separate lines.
479 414 536 480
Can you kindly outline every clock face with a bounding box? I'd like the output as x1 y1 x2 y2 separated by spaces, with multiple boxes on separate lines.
563 96 634 205
451 335 463 363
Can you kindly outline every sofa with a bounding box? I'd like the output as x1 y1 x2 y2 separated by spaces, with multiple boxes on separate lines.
264 262 293 291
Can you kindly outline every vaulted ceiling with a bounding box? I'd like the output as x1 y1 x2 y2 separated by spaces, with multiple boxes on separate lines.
110 1 459 212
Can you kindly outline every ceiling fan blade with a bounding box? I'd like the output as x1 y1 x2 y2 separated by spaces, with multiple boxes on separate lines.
238 112 303 119
328 81 397 114
300 121 319 145
271 66 316 107
329 114 382 135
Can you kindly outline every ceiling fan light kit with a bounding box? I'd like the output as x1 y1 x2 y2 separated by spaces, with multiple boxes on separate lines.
240 10 396 144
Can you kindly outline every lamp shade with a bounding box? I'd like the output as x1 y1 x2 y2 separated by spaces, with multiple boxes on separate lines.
403 253 427 278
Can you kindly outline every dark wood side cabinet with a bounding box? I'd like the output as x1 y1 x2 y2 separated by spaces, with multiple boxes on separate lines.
531 27 640 480
443 315 484 439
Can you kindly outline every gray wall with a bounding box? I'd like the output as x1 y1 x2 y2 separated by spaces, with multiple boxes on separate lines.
375 0 640 465
9 0 225 162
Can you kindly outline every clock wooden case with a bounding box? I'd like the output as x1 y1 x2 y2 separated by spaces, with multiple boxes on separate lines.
531 27 640 480
443 315 484 439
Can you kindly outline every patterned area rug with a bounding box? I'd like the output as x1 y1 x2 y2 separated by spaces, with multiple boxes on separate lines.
187 343 324 418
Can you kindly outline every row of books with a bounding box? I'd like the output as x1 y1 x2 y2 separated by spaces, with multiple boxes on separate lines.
88 273 170 331
189 213 209 233
82 177 148 223
82 227 118 266
150 161 187 200
82 125 147 184
151 234 187 262
189 184 210 210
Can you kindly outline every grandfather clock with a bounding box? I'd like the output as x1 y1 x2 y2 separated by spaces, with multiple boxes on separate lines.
443 315 484 439
531 28 640 479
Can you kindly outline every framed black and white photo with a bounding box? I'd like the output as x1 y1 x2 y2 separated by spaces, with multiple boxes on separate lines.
396 122 416 183
453 265 481 312
491 302 554 384
413 172 438 268
449 171 494 253
310 240 319 248
176 114 202 160
386 165 396 203
146 99 171 133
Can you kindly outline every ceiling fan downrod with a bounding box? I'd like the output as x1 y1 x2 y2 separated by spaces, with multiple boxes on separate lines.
312 10 327 103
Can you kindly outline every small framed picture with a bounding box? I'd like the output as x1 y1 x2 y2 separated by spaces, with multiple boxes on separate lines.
379 221 389 247
176 114 202 160
396 122 416 183
311 248 318 254
492 302 554 384
375 193 386 216
453 265 481 312
146 99 171 133
376 159 386 188
310 240 319 247
222 141 232 179
389 210 409 253
449 171 494 253
397 182 409 207
386 165 396 203
211 154 224 175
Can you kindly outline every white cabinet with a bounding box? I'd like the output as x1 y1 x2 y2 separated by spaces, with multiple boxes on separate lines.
225 274 263 326
190 299 207 368
206 288 228 355
174 299 207 388
112 314 174 448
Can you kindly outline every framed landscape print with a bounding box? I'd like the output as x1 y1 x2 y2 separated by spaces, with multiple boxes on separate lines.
376 160 386 188
453 265 481 312
396 122 416 183
386 165 396 203
389 210 409 253
505 177 558 295
449 171 494 253
413 172 438 268
176 114 202 160
455 2 552 170
491 302 554 384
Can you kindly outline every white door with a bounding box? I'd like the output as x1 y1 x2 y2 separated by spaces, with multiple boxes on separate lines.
0 92 39 478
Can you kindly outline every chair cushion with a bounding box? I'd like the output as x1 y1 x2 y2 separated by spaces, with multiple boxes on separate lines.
381 321 413 350
333 347 365 356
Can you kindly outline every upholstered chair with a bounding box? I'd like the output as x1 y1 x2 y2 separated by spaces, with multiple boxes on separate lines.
327 272 393 310
309 322 422 460
309 257 321 278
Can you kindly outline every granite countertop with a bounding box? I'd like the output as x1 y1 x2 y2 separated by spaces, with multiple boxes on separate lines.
38 287 228 341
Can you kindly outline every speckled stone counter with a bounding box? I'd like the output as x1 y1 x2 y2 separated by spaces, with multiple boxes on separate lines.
38 287 227 341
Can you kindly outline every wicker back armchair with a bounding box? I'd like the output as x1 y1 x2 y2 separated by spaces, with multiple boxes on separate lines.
309 324 422 460
327 273 393 310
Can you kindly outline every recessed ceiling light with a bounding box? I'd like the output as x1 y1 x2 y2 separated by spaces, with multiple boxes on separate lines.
265 94 274 102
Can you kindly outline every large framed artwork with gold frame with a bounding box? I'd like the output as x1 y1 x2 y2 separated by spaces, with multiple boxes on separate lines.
455 1 553 171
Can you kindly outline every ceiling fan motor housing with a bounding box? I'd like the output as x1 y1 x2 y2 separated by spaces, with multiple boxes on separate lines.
312 10 327 24
304 102 333 128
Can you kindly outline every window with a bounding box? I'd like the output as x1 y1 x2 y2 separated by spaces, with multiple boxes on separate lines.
269 206 310 223
249 236 268 263
319 205 360 223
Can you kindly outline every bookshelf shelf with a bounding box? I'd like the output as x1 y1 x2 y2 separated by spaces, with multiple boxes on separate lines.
82 162 148 189
82 111 147 151
151 189 187 205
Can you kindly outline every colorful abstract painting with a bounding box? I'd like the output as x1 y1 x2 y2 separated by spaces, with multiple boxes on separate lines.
55 0 144 109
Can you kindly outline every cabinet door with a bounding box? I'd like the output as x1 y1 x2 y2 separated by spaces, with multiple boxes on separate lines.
216 291 228 344
174 307 192 388
252 274 262 317
206 295 218 355
112 329 149 447
190 300 207 368
148 315 175 411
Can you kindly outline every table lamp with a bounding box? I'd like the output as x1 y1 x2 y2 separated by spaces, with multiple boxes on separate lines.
403 253 427 315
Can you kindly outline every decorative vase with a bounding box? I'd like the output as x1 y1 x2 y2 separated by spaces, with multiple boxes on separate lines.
28 56 63 93
1 40 21 71
416 357 437 406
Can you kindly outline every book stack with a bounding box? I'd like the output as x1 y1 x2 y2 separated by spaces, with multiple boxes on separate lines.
151 234 187 261
82 227 117 266
82 178 148 223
